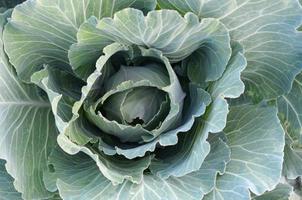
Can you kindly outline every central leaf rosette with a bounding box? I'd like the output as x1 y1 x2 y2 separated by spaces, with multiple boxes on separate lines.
26 8 240 184
83 46 187 144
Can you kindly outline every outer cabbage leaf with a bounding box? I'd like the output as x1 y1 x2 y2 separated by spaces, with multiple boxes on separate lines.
43 135 230 200
283 139 302 179
278 73 302 144
159 0 302 99
0 10 58 200
204 105 285 200
278 73 302 179
252 183 293 200
0 159 22 200
3 0 156 82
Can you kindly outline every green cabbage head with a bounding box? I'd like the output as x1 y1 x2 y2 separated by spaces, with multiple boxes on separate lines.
0 0 302 200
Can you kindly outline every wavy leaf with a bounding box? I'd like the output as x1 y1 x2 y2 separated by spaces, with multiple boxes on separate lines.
31 66 93 146
209 41 246 98
204 105 285 200
70 8 231 80
57 134 152 185
43 135 230 200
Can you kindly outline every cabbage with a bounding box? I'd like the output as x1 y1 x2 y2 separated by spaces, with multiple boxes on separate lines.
0 0 301 199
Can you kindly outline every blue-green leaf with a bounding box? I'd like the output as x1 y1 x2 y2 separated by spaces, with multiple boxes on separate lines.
229 0 302 99
283 135 302 179
57 134 152 185
209 41 246 99
159 0 302 99
147 41 246 178
69 8 231 80
252 183 293 200
278 73 302 144
3 0 156 82
278 73 302 179
0 10 58 200
204 105 285 200
43 134 230 200
0 159 22 200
